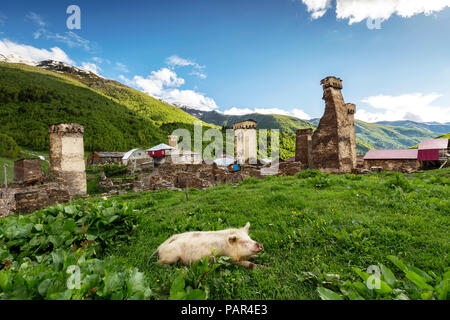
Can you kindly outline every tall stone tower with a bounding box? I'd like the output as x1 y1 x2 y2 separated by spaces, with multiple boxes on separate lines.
48 123 87 195
233 120 257 164
168 135 178 149
311 77 356 173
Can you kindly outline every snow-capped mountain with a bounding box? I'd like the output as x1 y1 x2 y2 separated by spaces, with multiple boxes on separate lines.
0 53 37 66
37 60 102 79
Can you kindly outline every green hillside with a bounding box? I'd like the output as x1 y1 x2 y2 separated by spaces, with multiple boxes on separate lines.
0 62 208 153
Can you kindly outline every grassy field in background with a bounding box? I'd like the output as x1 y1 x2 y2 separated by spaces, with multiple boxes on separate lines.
101 168 449 299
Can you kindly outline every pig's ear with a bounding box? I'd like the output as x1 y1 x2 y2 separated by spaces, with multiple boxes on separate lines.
243 222 250 233
228 235 237 244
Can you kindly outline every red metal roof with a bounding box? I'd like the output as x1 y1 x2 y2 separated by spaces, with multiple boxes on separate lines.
418 139 449 150
364 149 418 160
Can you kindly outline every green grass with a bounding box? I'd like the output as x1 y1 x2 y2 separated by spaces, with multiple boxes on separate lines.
91 168 450 300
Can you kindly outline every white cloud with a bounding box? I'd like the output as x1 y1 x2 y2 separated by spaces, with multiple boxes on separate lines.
27 12 46 27
114 62 129 73
166 54 207 79
121 67 218 111
357 93 450 123
301 0 450 24
302 0 332 19
223 107 311 119
0 39 74 64
81 62 102 75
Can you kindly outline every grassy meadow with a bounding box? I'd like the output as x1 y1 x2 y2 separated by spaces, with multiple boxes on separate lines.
1 168 448 299
107 169 449 299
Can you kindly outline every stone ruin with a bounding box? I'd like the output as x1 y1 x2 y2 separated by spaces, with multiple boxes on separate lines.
0 123 87 217
296 76 356 173
234 120 258 164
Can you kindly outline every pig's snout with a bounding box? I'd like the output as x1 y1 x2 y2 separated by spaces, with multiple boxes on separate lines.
255 243 264 252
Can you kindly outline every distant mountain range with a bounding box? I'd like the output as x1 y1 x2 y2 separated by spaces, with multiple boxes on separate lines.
178 107 445 154
0 54 447 159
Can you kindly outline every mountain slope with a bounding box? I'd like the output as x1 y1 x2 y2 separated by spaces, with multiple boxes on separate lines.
0 62 202 152
178 107 314 132
375 120 450 135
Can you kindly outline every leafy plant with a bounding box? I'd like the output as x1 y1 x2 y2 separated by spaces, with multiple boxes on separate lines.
302 256 449 300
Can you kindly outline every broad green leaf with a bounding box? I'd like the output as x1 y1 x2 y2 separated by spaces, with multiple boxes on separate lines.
317 287 344 300
170 276 186 296
186 289 207 300
387 256 408 273
420 291 433 300
436 279 449 300
0 271 10 291
169 291 187 300
394 293 410 300
38 279 52 297
408 266 433 282
126 269 146 295
380 264 396 287
405 270 434 291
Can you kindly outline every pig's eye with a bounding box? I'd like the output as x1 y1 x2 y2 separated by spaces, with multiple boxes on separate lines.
228 235 237 244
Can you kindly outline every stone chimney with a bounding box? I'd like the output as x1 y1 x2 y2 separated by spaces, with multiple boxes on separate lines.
168 135 178 149
48 123 87 195
311 76 356 173
295 128 313 168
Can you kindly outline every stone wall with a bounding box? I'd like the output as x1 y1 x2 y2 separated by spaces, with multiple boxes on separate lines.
49 123 87 196
363 159 421 173
14 158 43 183
0 176 70 217
311 77 356 173
295 129 313 168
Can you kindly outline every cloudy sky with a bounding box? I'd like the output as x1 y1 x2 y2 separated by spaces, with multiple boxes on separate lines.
1 0 449 123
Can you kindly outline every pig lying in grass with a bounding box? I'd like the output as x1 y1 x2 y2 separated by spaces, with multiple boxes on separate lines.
148 222 264 269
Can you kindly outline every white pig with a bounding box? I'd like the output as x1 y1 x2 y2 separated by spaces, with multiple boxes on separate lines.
148 222 264 269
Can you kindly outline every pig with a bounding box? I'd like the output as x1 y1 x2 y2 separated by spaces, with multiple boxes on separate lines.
148 222 264 269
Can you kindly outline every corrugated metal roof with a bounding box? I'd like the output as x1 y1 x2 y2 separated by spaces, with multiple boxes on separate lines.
146 144 175 151
122 148 142 160
418 139 449 150
96 152 125 158
364 149 418 160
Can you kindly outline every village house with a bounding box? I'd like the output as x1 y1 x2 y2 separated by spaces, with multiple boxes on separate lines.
122 148 152 166
87 152 125 166
418 138 449 169
363 149 420 173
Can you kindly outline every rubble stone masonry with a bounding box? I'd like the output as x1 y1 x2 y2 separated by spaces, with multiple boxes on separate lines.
311 77 356 173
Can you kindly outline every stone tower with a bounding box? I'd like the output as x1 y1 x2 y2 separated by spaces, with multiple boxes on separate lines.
168 135 178 149
233 120 257 164
48 123 87 195
311 77 356 173
295 128 313 168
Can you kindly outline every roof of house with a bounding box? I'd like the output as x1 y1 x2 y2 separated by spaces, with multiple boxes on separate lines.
418 139 449 150
95 152 125 158
122 148 147 160
146 144 175 152
364 149 418 160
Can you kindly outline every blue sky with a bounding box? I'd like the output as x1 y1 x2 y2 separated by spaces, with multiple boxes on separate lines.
0 0 450 122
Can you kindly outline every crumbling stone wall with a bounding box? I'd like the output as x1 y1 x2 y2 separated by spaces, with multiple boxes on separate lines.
14 158 43 183
311 77 356 173
363 159 420 173
295 129 313 168
49 123 87 196
0 176 70 217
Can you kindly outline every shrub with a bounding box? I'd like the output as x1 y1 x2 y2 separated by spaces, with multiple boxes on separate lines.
0 133 21 158
295 169 323 179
